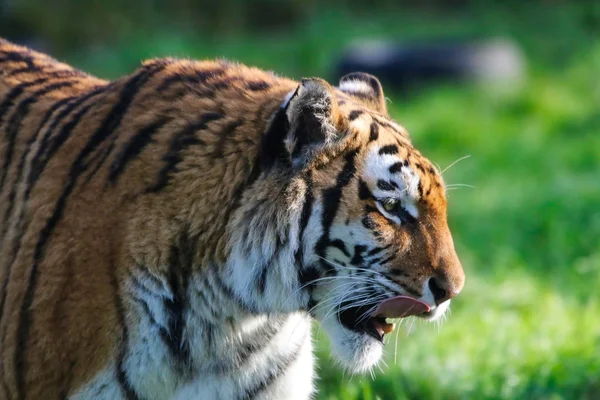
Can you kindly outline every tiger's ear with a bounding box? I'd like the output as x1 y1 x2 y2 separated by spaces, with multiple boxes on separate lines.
338 72 387 115
284 78 348 167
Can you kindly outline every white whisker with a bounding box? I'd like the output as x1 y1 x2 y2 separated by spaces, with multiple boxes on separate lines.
440 154 471 175
445 183 475 189
393 321 400 365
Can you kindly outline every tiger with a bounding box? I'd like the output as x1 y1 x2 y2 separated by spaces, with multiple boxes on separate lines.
0 37 465 399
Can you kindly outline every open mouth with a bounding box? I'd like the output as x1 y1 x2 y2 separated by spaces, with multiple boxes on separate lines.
338 296 431 342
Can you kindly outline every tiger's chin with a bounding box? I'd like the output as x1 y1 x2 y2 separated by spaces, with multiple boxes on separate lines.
319 315 384 374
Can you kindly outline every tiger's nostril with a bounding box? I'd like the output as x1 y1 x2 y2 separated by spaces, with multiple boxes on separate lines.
428 277 448 305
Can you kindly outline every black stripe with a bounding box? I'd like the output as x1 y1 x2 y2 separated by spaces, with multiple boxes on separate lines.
239 334 306 400
6 65 45 76
246 80 270 91
256 264 269 294
378 255 395 266
377 179 398 191
369 122 379 142
359 179 376 201
0 80 76 192
389 161 403 174
0 77 49 125
211 76 242 90
258 105 290 170
362 215 376 230
254 228 287 295
226 318 284 371
367 256 384 265
53 259 77 397
156 67 226 93
13 67 159 399
384 270 409 279
350 245 368 266
145 112 222 192
81 140 117 186
163 230 194 371
9 68 83 80
294 172 313 267
364 205 378 214
315 149 359 272
366 244 391 257
376 119 406 137
107 117 171 184
0 50 36 69
134 266 166 292
328 239 350 258
211 265 259 314
379 144 399 155
298 265 319 289
348 110 363 121
111 260 142 400
128 272 165 300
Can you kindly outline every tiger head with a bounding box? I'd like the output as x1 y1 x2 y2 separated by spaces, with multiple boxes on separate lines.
226 72 464 373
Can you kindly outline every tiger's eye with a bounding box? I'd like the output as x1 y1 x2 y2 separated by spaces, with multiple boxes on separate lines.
383 199 398 212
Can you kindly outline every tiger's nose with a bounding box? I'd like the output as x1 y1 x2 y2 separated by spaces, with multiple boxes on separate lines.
427 272 464 305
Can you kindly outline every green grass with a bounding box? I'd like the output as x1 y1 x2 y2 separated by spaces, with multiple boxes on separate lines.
48 3 600 399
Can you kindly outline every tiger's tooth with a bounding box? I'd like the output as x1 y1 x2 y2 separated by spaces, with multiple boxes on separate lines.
382 322 395 334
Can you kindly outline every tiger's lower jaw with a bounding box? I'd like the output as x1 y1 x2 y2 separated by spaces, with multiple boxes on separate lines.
319 314 385 374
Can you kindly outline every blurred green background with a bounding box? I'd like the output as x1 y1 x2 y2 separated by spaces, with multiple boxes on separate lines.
2 1 599 399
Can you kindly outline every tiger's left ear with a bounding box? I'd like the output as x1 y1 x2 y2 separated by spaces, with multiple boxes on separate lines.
338 72 388 115
284 78 348 167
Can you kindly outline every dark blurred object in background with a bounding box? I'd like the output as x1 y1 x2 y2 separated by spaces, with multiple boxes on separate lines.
335 38 525 92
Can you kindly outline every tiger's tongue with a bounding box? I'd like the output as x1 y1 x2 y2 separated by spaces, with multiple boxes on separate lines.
373 296 431 318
